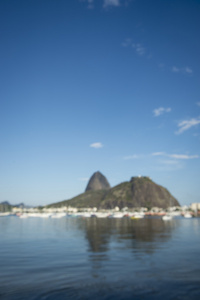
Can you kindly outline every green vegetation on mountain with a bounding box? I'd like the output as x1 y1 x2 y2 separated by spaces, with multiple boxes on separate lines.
48 190 107 209
47 172 180 209
101 176 179 209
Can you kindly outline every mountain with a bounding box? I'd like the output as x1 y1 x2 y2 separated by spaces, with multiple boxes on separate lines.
100 176 179 209
47 174 180 209
0 201 10 205
85 171 110 192
0 201 29 212
0 201 12 212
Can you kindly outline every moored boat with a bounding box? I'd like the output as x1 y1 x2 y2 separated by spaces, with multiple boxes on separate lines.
162 214 172 221
51 213 66 218
19 214 29 218
183 212 192 218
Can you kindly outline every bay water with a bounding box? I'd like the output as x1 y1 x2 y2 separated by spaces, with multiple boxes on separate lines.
0 216 200 299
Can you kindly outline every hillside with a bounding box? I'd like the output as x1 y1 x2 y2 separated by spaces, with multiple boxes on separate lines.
47 174 180 209
100 176 179 209
48 190 107 209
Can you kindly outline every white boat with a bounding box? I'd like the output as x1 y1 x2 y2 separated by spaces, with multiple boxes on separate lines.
162 198 173 220
184 213 192 218
19 214 29 218
112 212 124 218
95 212 110 218
132 212 145 219
51 213 66 218
79 212 91 218
0 212 12 217
162 214 172 220
39 213 52 218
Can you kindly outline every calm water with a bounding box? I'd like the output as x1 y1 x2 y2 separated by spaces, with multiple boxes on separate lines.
0 216 200 300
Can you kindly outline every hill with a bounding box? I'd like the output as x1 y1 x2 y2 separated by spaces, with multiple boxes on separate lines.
47 173 180 209
0 202 29 212
100 176 179 209
85 171 110 192
0 201 12 212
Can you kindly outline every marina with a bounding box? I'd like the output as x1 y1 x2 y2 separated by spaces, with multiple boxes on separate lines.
15 211 194 219
0 208 196 220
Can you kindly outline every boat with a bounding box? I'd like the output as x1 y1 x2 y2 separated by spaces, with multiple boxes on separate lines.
112 212 125 218
184 212 192 218
51 213 66 218
96 212 110 218
19 214 29 218
162 198 173 220
131 212 145 219
162 214 172 221
0 212 12 217
81 212 92 218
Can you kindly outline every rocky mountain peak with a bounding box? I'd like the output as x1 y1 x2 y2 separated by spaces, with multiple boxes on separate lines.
85 171 111 192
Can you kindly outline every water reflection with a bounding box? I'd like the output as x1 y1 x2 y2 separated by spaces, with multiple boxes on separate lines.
78 217 181 287
80 217 180 255
83 218 113 252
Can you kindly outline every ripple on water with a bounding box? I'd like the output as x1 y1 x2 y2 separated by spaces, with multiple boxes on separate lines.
2 280 200 300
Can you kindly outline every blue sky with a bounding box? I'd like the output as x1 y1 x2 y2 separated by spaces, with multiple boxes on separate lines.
0 0 200 206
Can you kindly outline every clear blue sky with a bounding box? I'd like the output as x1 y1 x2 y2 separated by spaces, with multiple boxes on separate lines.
0 0 200 206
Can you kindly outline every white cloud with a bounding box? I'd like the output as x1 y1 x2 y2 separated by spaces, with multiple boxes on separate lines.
172 66 180 73
152 152 199 160
132 43 145 56
156 159 183 171
133 43 145 56
172 66 193 75
185 67 193 74
153 107 171 117
81 0 135 10
152 152 198 171
169 154 199 159
81 0 94 9
103 0 120 7
175 117 200 134
124 152 199 161
121 38 132 47
122 39 146 56
152 152 166 156
90 142 103 149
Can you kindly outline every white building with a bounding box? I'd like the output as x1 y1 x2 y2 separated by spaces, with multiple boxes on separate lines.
190 203 200 211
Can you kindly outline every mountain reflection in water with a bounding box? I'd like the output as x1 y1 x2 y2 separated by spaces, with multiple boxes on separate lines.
82 217 178 254
0 216 199 300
